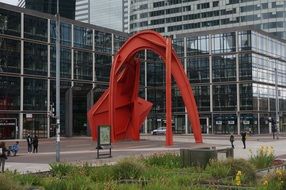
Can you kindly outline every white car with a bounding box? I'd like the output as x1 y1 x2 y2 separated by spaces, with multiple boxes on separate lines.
151 127 166 135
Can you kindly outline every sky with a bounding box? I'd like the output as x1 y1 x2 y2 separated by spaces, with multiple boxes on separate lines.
0 0 18 5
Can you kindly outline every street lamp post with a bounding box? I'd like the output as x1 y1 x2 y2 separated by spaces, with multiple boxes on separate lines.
55 0 61 162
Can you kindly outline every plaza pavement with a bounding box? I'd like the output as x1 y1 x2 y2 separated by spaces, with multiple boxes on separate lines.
3 134 286 174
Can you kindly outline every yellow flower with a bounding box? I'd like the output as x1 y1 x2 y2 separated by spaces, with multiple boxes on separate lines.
263 180 268 186
235 171 242 186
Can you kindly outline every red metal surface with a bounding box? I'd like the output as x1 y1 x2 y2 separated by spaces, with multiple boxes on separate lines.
165 38 173 146
87 30 203 144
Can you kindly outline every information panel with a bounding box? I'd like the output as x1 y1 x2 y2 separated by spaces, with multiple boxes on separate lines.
98 125 111 145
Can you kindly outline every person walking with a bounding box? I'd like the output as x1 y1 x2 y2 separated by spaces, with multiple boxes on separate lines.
33 136 39 153
26 134 33 153
271 121 279 140
230 133 235 149
241 131 247 149
0 142 8 172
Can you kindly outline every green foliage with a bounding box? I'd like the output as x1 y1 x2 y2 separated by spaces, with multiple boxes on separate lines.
224 158 256 184
205 159 231 179
0 173 26 190
258 169 286 190
49 162 75 178
249 146 275 169
112 158 145 180
13 173 43 187
143 152 182 168
86 165 114 182
0 155 265 189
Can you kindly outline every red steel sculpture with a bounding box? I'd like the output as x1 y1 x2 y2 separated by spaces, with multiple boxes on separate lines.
87 30 203 145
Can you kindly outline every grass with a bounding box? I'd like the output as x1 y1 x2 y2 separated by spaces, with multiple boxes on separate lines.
1 152 284 190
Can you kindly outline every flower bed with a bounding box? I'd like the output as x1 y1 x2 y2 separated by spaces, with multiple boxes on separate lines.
1 151 286 190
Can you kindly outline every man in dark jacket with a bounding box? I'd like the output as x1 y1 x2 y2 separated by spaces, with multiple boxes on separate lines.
33 136 39 153
27 134 33 153
241 131 247 149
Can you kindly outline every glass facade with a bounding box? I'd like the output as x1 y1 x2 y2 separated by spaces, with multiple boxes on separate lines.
0 5 128 139
1 3 286 138
129 0 286 41
143 28 286 135
25 0 76 20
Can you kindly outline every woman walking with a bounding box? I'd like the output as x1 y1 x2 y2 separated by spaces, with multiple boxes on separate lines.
0 142 8 172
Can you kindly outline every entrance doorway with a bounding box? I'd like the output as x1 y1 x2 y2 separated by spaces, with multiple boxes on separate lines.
0 118 17 139
200 118 209 134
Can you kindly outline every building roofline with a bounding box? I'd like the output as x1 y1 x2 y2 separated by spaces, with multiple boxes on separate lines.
176 25 286 44
0 2 128 37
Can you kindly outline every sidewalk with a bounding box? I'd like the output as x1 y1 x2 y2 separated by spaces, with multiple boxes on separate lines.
3 134 286 174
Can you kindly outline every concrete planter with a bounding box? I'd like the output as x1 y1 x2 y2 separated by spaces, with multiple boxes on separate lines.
180 147 234 167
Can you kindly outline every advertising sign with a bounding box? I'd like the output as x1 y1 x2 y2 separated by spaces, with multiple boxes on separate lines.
243 120 250 125
228 121 235 125
0 119 16 127
98 125 111 145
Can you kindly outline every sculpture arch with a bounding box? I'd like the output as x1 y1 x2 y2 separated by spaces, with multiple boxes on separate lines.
87 30 203 144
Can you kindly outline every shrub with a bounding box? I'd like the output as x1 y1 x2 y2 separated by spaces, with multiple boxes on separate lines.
224 159 256 184
50 163 75 178
89 165 114 182
113 158 145 180
13 173 43 187
143 153 182 169
259 169 286 190
0 173 26 190
205 159 231 179
249 146 275 169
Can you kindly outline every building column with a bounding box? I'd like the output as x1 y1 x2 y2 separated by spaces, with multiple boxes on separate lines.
144 49 148 134
112 33 115 61
65 88 73 137
92 29 96 89
86 90 93 136
258 91 261 134
183 37 188 134
19 12 24 139
47 19 51 138
65 24 74 136
209 34 213 134
236 31 241 135
71 24 74 87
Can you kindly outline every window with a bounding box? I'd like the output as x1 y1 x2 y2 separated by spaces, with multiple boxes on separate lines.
0 8 21 36
213 1 219 7
0 37 21 73
153 1 164 8
24 42 47 76
24 15 47 41
197 3 210 10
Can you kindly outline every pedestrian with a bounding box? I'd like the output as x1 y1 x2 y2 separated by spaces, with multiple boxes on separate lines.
33 136 39 153
271 121 279 140
241 131 247 149
0 142 8 172
27 134 33 153
230 133 235 148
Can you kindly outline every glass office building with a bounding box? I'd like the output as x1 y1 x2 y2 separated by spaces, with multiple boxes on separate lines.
75 0 129 32
0 3 127 139
1 3 286 139
129 0 286 40
142 26 286 135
